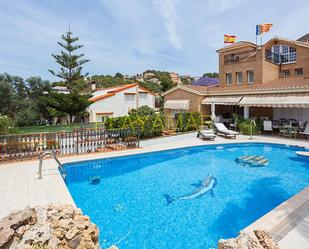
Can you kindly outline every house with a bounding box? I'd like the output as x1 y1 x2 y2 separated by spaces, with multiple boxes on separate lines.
88 83 156 122
163 34 309 125
143 72 156 79
149 78 161 84
162 85 211 118
51 86 70 94
169 72 182 84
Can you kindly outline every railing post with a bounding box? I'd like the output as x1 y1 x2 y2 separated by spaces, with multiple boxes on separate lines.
76 129 79 155
137 127 140 148
37 155 43 179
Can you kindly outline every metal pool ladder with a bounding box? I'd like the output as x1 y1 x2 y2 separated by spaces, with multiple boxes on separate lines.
37 151 67 180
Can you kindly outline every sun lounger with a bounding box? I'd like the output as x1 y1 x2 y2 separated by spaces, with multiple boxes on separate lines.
214 123 238 138
299 121 309 137
197 129 216 140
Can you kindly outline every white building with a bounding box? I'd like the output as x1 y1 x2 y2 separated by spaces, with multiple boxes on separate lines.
51 86 70 94
149 78 161 84
88 83 156 122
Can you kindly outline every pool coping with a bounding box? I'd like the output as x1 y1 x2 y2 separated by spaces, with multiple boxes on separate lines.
0 133 308 248
244 186 309 248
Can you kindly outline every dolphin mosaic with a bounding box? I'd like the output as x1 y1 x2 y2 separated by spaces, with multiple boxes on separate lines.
164 174 217 205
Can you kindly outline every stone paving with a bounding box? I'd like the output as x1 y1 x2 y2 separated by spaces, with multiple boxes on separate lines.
0 132 308 249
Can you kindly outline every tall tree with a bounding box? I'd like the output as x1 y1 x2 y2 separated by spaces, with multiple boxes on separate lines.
49 30 89 89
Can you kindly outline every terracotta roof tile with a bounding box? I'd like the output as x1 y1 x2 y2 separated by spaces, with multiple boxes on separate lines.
208 77 309 95
181 85 214 94
89 83 155 103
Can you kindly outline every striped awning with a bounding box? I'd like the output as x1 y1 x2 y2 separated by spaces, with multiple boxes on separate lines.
164 100 191 110
239 94 309 108
202 96 243 105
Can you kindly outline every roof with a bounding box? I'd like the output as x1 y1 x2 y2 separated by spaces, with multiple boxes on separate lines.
163 78 309 97
216 41 257 53
162 84 212 96
89 83 155 102
297 33 309 42
208 78 309 95
265 36 309 49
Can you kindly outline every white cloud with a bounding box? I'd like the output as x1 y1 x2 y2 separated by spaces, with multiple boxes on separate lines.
153 0 182 49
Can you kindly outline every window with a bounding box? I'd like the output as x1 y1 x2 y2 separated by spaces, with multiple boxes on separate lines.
281 69 290 78
247 71 254 84
124 94 135 103
271 45 296 64
139 92 148 100
236 72 243 84
226 73 232 85
295 68 304 77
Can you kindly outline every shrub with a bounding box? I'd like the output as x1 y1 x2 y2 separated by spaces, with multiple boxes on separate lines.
176 112 201 132
151 114 164 136
238 119 258 135
129 105 155 117
0 115 18 135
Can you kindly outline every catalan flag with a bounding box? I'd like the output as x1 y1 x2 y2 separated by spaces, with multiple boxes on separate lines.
224 34 236 44
256 24 273 35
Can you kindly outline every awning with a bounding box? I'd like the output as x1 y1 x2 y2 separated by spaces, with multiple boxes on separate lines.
202 96 243 105
164 100 191 110
239 94 309 108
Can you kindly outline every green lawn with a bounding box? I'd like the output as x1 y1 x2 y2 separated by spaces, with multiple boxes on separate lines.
17 122 105 134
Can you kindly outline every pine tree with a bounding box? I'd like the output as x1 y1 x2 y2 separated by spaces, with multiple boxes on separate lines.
49 30 89 88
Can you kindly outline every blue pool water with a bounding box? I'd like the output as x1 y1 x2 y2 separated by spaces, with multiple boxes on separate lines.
63 143 309 249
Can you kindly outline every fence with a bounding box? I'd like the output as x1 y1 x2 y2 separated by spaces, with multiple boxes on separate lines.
0 128 139 163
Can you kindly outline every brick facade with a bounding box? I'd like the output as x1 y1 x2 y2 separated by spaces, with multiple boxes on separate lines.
163 35 309 121
218 38 309 86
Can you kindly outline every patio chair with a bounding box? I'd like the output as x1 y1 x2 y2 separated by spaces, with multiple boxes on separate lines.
299 122 309 137
214 123 239 139
263 120 273 132
298 121 308 132
197 129 216 141
272 120 280 130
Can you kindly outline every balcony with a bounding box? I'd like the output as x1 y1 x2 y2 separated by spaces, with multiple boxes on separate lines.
224 49 256 65
265 49 296 64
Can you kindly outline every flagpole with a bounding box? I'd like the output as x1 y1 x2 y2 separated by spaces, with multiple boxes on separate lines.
255 25 258 45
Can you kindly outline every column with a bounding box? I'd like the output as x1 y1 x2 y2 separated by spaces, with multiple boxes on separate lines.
211 97 216 120
244 106 250 119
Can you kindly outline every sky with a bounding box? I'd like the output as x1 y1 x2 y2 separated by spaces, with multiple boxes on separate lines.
1 0 308 81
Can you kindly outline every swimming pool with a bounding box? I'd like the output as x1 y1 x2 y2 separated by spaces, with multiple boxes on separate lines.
63 143 309 249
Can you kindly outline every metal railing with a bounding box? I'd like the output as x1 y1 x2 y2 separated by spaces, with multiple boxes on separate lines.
0 128 139 163
37 151 66 179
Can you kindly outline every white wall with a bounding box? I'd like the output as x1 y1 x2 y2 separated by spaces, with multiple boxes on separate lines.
89 86 155 122
273 108 309 122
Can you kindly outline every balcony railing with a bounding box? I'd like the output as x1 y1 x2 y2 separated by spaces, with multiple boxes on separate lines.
224 49 257 65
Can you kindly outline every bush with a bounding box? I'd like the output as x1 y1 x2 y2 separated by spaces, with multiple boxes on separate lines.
176 112 201 132
0 115 18 135
103 107 164 139
238 119 259 135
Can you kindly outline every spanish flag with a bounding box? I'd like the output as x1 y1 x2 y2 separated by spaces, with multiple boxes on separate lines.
256 24 273 35
224 35 236 44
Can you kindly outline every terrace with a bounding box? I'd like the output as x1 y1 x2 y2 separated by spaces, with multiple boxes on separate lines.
224 49 257 65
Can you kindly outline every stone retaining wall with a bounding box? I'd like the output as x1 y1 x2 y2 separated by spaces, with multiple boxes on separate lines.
218 230 280 249
0 205 99 249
